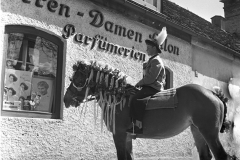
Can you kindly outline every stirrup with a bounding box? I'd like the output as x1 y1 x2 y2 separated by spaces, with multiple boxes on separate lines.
126 122 143 135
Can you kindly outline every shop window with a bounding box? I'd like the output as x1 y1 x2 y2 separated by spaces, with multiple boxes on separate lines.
1 25 65 119
164 67 173 89
130 0 161 12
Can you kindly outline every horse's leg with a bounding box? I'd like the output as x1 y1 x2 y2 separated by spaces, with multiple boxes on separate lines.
191 125 212 160
201 131 230 160
113 132 133 160
195 123 229 160
126 135 134 160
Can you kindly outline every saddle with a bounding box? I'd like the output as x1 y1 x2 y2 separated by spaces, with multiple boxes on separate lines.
143 88 178 110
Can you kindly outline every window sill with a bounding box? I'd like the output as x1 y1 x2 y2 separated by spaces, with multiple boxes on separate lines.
1 110 60 119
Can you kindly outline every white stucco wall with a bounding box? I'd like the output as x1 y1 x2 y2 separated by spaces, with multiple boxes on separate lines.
1 0 239 160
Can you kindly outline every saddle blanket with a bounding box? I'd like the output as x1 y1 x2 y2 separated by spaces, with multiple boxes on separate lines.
145 88 178 110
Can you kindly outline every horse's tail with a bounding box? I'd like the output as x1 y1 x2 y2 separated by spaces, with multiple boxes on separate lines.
212 86 232 133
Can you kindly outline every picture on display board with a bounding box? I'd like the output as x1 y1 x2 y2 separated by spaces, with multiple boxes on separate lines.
31 77 54 112
3 69 32 110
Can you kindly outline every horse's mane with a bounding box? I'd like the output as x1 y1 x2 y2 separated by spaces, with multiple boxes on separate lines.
71 59 136 87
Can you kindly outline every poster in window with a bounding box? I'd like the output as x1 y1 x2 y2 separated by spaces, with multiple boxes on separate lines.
31 77 54 112
7 33 23 60
3 69 32 110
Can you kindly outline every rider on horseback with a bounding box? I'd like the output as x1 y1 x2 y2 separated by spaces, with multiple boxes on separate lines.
127 27 168 135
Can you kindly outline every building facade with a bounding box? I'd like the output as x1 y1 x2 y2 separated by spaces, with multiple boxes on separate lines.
0 0 240 159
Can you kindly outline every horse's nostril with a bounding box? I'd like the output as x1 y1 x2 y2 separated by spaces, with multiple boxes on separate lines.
64 100 70 108
63 98 67 105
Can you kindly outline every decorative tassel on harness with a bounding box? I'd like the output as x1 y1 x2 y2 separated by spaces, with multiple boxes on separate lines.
84 68 94 101
93 70 101 127
73 61 132 135
109 75 115 131
98 71 104 106
98 71 105 132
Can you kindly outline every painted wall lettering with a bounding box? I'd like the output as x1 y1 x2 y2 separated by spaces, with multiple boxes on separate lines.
160 39 179 55
22 0 71 17
21 0 180 56
47 0 58 12
62 24 146 62
59 4 70 17
36 0 46 8
89 10 143 43
22 0 31 3
62 24 76 39
89 10 104 27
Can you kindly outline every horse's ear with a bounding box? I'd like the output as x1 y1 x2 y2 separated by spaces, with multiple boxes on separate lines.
80 62 88 71
73 61 82 71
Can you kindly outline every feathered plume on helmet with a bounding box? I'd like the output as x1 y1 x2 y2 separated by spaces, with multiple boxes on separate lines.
145 27 168 52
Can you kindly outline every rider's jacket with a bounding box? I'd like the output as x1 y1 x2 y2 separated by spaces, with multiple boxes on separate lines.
137 54 166 91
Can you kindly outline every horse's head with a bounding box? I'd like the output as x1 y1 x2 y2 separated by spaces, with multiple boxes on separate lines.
64 60 134 109
64 62 91 108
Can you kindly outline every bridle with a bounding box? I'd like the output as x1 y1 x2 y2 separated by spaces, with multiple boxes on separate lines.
67 68 96 104
72 78 89 91
72 68 89 90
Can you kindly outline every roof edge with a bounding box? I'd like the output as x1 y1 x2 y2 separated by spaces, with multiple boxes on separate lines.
88 0 240 57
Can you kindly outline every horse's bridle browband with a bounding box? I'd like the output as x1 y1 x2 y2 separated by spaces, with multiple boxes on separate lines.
68 67 98 103
72 78 89 91
71 67 90 90
67 80 96 103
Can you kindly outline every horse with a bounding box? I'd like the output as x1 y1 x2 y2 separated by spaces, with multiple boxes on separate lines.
63 61 237 160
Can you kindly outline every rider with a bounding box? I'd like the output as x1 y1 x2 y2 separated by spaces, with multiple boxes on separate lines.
126 27 167 135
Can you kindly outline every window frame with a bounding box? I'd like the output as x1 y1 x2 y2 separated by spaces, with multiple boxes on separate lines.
130 0 162 13
1 25 65 119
